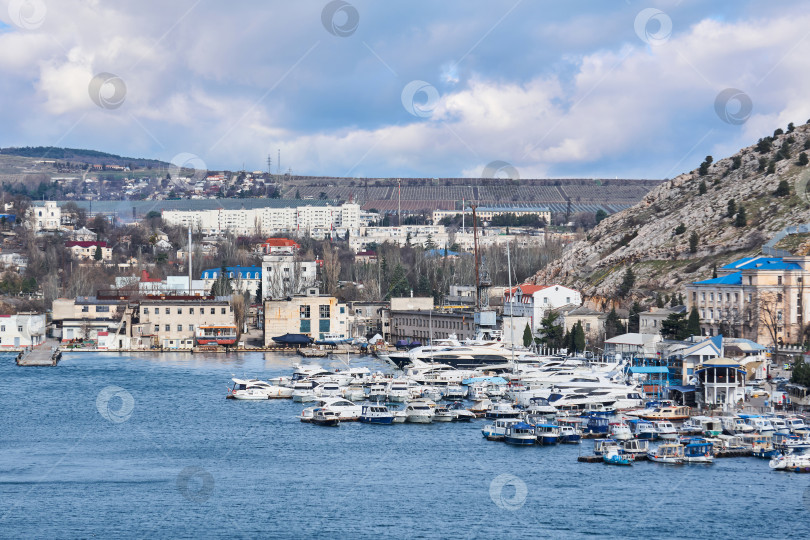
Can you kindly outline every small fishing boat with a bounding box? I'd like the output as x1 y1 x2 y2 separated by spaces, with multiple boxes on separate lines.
535 424 561 445
621 438 649 458
482 419 520 441
311 408 340 427
582 415 610 435
609 421 633 441
593 438 620 456
786 417 810 436
360 404 395 425
654 421 678 440
628 419 658 440
720 416 755 436
504 422 538 445
559 425 582 444
647 443 684 464
683 440 714 463
603 448 632 466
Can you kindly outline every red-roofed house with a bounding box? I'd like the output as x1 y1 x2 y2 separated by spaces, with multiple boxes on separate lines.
65 240 112 261
261 238 300 255
504 283 582 331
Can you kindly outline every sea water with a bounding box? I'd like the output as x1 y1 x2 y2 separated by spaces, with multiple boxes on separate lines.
1 352 809 539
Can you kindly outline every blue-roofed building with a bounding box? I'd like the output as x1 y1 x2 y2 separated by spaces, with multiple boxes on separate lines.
686 255 810 346
201 266 262 298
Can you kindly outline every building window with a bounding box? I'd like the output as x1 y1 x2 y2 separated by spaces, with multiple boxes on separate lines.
165 325 170 331
96 306 110 313
777 310 783 322
734 293 738 302
17 326 22 332
320 305 330 318
777 293 783 302
143 308 149 315
190 308 194 314
701 293 705 301
189 325 194 331
177 325 183 331
154 325 159 332
178 308 183 314
300 319 311 332
82 306 89 312
709 293 714 301
748 276 752 285
221 308 226 314
300 305 310 318
320 319 331 332
778 276 783 285
165 308 170 314
211 308 215 314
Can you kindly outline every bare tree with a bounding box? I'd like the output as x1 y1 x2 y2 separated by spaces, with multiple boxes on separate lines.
322 246 341 296
756 291 782 362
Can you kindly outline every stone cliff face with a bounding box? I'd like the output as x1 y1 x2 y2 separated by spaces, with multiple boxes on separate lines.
534 123 810 300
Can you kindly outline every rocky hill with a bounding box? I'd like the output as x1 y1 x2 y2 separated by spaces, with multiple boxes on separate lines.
533 121 810 302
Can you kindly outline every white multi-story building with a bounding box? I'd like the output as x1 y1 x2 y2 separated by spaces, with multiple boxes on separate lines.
201 266 262 298
29 201 61 231
262 255 318 299
161 203 362 238
503 284 582 331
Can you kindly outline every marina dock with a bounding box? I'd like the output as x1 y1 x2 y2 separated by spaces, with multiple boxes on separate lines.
16 340 61 366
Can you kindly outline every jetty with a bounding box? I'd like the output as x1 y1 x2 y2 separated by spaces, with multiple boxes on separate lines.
16 339 62 366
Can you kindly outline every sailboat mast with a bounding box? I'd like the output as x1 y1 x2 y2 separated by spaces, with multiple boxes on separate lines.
507 240 514 367
472 203 479 310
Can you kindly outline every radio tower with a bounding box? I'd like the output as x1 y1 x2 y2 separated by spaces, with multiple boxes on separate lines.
266 154 272 174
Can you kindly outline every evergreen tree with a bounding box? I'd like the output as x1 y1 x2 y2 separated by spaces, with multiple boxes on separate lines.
799 152 809 166
255 281 263 303
687 308 701 336
523 323 533 348
387 264 411 298
698 181 707 195
93 245 102 261
538 311 564 349
689 231 699 253
735 207 747 227
595 209 608 224
573 321 586 352
774 180 791 197
661 312 688 340
656 295 665 308
767 161 776 175
617 267 635 297
698 156 713 176
727 199 736 218
674 223 686 235
605 308 625 339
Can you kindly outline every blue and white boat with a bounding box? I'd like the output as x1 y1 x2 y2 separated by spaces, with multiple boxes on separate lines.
535 424 561 445
593 438 620 456
683 439 714 463
583 415 609 435
485 401 521 420
504 422 537 445
603 448 632 466
360 404 395 425
482 418 520 441
628 419 658 440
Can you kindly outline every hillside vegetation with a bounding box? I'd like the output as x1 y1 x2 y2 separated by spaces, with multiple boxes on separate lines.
533 121 810 302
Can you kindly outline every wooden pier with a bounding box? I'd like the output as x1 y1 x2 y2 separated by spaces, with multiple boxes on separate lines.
16 340 62 367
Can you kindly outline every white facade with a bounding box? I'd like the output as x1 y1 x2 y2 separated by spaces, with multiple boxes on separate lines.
262 255 318 299
503 284 582 331
30 201 61 231
162 203 361 238
0 313 46 348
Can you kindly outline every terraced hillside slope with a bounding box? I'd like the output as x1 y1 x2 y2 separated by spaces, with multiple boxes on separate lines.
533 122 810 299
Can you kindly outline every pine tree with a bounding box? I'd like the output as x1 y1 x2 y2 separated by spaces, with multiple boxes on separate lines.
573 321 586 352
628 302 642 333
689 231 699 253
523 323 533 348
605 308 625 339
774 180 791 197
674 223 686 235
93 245 102 261
687 308 701 336
727 199 736 218
799 152 809 166
656 295 665 308
618 267 635 297
698 181 707 195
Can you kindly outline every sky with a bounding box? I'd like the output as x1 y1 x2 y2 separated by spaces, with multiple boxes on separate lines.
1 0 810 179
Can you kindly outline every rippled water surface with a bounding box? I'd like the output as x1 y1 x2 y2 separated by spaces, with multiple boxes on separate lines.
1 352 809 539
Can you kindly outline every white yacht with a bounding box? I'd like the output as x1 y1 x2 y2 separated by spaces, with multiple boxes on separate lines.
300 398 362 422
227 378 293 400
720 416 755 435
608 421 633 441
404 399 435 423
654 421 678 440
387 380 413 402
291 380 320 403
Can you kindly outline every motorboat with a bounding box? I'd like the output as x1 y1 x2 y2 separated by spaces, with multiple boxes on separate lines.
720 416 755 435
387 380 413 403
653 421 678 440
469 398 493 417
622 438 649 457
504 422 537 445
343 384 366 402
535 424 561 445
680 416 721 437
227 378 293 400
311 408 340 426
482 418 520 441
638 406 691 421
443 385 467 401
485 401 521 420
582 403 616 417
368 383 388 402
769 446 810 471
404 399 435 423
603 448 632 466
608 421 632 441
786 417 810 436
628 419 657 440
647 443 684 464
447 401 476 422
272 333 313 347
750 434 779 459
558 424 582 444
583 415 610 435
360 404 395 425
682 440 714 463
593 438 620 456
421 386 444 402
308 398 362 421
319 382 342 398
433 405 455 422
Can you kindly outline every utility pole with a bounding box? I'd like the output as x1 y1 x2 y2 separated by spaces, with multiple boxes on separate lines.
472 203 480 310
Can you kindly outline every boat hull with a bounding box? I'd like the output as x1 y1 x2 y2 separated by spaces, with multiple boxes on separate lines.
538 435 559 446
504 436 536 445
360 417 394 425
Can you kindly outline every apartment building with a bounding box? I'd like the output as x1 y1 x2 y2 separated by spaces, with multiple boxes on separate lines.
263 291 349 344
29 201 61 231
262 255 317 299
503 284 582 331
201 266 262 298
686 256 810 345
134 296 235 349
0 313 46 348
